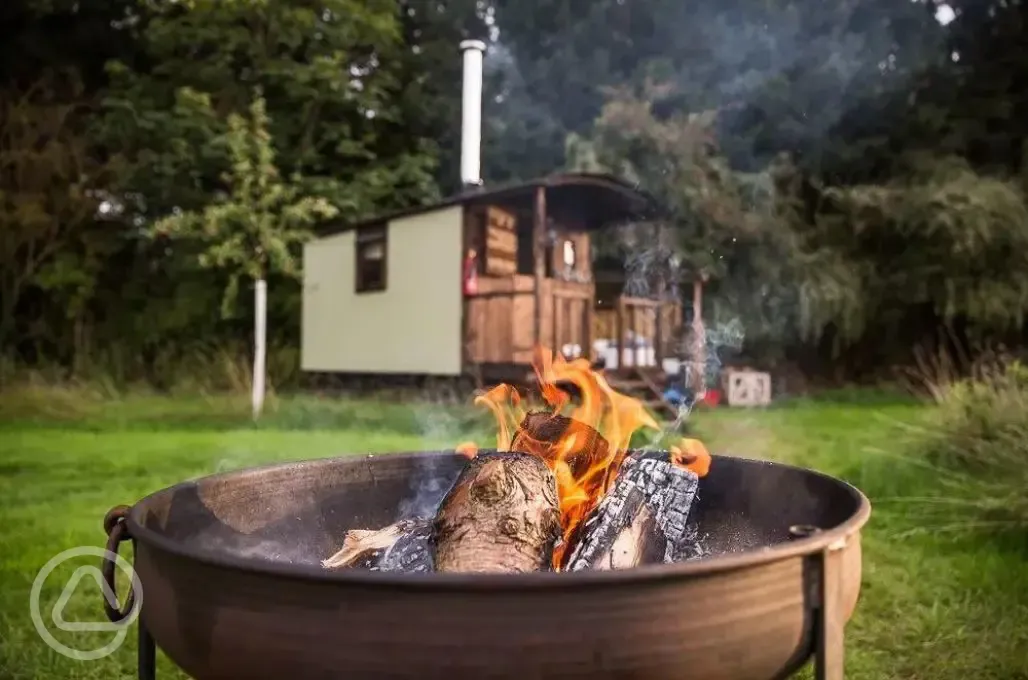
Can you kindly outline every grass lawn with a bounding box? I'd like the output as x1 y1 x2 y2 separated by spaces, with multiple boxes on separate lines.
1 387 1026 679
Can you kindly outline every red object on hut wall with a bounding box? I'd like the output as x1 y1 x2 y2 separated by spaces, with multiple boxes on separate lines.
462 249 479 296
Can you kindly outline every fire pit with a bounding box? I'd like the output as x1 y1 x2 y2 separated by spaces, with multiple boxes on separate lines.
101 450 868 680
97 351 870 680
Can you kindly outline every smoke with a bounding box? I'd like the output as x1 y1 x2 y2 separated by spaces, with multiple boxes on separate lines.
395 461 451 521
618 222 681 302
392 388 479 521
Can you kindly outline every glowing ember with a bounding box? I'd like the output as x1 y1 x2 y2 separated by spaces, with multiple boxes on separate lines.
458 346 712 569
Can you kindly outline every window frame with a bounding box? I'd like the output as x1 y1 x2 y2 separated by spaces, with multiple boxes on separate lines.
354 223 388 294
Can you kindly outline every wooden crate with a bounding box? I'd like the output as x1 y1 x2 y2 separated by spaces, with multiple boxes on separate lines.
723 369 772 407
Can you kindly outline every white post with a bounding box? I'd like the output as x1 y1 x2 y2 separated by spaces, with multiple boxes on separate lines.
252 278 267 420
459 39 487 188
689 278 706 399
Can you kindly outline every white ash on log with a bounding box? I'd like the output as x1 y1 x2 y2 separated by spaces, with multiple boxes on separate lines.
432 451 561 573
562 452 700 572
322 518 433 573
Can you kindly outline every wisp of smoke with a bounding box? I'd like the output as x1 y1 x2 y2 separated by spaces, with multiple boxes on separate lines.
393 392 473 521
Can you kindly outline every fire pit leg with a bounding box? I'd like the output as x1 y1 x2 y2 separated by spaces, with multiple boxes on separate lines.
790 524 847 680
813 542 846 680
138 619 156 680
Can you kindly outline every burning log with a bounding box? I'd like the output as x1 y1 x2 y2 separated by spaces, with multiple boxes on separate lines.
562 452 701 572
322 518 433 573
513 411 612 478
432 451 562 573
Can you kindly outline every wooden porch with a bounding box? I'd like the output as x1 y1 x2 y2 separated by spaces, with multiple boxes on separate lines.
454 175 682 417
463 274 596 368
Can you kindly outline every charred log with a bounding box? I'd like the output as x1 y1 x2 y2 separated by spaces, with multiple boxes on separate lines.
432 451 561 573
562 452 700 571
322 518 433 573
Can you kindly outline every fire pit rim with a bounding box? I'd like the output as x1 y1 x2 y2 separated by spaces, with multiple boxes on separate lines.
124 450 871 590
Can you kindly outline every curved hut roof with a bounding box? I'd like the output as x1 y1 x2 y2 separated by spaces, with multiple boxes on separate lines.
319 172 665 237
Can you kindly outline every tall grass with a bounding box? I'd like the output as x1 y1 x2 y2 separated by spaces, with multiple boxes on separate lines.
1 340 302 396
897 353 1028 538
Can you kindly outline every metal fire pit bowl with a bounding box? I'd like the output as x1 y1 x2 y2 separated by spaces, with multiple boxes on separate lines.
100 451 870 680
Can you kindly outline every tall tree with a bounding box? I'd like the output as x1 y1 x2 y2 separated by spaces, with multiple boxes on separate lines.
150 96 336 418
99 0 439 222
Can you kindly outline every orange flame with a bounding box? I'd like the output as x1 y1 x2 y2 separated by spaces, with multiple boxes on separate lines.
462 345 712 569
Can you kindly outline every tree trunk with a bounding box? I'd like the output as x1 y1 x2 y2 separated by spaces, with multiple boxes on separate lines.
252 278 267 420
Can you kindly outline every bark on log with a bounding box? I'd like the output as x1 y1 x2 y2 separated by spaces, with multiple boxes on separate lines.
432 451 561 573
322 518 433 573
562 451 700 571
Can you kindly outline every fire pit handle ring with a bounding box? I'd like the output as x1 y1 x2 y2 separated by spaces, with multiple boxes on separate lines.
101 504 137 624
788 524 821 540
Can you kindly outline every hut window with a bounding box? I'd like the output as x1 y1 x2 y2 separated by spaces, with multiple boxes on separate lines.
562 239 576 269
355 224 387 293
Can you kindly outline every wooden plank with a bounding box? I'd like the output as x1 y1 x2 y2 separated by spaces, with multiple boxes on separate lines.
533 188 546 348
475 275 531 295
655 303 664 366
494 296 513 362
616 298 625 369
553 295 562 354
540 279 553 350
619 296 661 309
575 233 592 282
512 293 534 353
486 205 516 232
585 297 595 362
465 299 484 363
486 228 517 256
482 204 518 277
485 257 517 277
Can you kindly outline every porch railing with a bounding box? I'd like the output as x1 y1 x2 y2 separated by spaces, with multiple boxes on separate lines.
609 296 682 370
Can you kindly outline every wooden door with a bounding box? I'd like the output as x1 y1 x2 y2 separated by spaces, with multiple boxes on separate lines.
548 281 594 360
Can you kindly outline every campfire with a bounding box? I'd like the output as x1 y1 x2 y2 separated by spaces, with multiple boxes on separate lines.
323 346 712 574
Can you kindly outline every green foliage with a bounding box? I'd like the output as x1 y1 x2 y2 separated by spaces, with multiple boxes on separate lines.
0 0 490 382
98 0 441 221
0 74 113 347
150 95 337 317
823 155 1028 333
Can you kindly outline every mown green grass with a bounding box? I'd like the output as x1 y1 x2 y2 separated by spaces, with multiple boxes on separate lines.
0 387 1026 679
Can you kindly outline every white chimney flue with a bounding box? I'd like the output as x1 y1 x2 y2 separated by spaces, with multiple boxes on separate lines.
459 39 487 189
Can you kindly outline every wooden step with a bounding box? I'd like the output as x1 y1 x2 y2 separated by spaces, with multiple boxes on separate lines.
607 378 650 390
